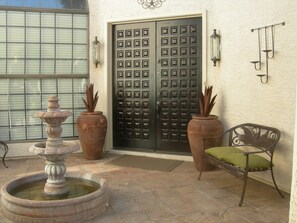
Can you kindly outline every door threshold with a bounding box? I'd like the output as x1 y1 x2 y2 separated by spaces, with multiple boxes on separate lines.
109 149 193 162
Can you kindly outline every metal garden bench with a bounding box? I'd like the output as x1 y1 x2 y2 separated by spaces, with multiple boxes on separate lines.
198 123 284 206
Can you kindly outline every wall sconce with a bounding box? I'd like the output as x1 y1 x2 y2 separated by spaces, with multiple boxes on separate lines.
93 36 100 68
251 22 285 84
210 29 221 67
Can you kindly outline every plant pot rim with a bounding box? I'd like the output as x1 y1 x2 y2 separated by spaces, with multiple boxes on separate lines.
192 114 218 120
80 111 103 115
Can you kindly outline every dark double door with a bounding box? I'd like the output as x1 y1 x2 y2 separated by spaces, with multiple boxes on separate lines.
112 18 202 153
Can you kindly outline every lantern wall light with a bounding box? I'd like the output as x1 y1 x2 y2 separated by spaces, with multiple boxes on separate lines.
93 36 100 68
210 29 221 67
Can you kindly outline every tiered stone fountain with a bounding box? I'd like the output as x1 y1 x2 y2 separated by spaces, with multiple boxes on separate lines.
0 96 109 223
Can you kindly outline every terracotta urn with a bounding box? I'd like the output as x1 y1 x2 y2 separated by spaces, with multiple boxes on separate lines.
187 115 223 171
76 111 107 160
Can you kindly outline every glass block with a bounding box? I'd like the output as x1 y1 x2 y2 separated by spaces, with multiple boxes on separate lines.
26 60 40 74
73 14 87 29
41 28 55 43
73 60 87 74
10 110 25 124
10 126 26 140
26 28 40 43
41 60 55 74
41 13 55 27
73 95 85 107
0 27 6 42
7 43 25 58
9 79 24 94
58 79 73 93
62 124 74 137
7 27 25 42
73 29 87 44
7 11 24 26
0 96 8 111
7 59 25 74
26 44 40 58
42 124 47 138
56 14 72 28
41 44 55 58
73 78 87 93
0 11 6 26
25 79 41 94
9 95 25 109
26 110 41 124
73 108 85 118
42 79 57 93
64 113 74 125
0 127 10 141
56 45 72 59
0 60 6 74
73 126 78 136
73 45 87 59
56 60 72 74
26 12 40 27
56 29 72 43
27 125 42 139
58 93 73 108
0 79 8 94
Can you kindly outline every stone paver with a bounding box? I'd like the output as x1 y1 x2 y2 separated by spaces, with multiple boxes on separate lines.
0 153 289 223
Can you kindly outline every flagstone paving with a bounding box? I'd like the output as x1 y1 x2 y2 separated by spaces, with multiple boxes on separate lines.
0 153 289 223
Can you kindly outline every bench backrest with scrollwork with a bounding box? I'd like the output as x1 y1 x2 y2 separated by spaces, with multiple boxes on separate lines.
226 123 281 156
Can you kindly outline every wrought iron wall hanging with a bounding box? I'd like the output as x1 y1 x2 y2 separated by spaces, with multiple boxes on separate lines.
251 22 285 84
137 0 166 9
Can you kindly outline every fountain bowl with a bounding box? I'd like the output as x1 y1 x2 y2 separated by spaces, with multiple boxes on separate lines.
1 172 109 223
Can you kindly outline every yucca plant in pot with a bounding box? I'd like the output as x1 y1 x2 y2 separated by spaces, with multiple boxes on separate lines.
76 84 107 160
187 85 224 171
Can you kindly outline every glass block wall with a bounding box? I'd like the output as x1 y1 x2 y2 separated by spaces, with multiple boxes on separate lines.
0 10 89 141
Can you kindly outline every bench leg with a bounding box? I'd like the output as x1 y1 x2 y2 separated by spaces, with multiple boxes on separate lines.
0 141 8 168
239 172 248 206
197 163 204 180
270 167 284 198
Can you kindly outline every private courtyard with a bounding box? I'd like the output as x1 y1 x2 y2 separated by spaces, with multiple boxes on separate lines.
0 153 290 223
0 0 297 222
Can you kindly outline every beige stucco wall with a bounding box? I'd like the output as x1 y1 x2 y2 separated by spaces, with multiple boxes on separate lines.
290 85 297 222
6 0 296 198
88 0 297 194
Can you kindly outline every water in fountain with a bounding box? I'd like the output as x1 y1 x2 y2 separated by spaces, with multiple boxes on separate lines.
0 96 109 223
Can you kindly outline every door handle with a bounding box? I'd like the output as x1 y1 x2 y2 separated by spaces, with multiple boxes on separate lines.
156 101 161 119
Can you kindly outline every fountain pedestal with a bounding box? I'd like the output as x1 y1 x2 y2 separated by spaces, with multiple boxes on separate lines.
30 96 79 197
44 154 68 196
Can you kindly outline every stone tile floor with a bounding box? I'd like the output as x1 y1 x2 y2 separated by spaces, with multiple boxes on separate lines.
0 153 290 223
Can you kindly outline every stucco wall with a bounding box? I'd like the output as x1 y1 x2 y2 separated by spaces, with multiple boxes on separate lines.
290 85 297 222
6 0 296 196
88 0 297 193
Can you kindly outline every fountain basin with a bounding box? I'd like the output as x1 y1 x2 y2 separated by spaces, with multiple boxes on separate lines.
30 141 80 155
1 172 109 223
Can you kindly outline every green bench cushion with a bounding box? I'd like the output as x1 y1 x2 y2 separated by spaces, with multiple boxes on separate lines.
205 146 271 169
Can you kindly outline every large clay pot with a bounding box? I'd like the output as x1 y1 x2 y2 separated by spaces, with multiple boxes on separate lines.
76 111 107 160
187 115 223 171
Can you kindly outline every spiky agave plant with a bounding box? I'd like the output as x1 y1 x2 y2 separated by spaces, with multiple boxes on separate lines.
199 85 217 117
82 83 98 112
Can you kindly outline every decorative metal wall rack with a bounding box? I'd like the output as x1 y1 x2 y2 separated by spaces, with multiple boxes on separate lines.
137 0 166 9
251 22 285 84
